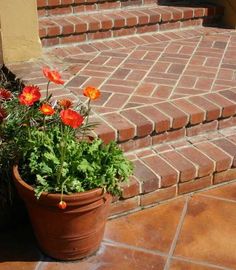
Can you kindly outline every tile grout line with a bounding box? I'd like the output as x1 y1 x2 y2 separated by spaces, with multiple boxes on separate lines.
198 193 236 204
163 196 190 270
103 239 168 258
172 255 234 270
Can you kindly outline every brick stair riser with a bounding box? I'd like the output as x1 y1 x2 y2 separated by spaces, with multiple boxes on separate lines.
39 5 223 47
37 0 156 16
110 128 236 217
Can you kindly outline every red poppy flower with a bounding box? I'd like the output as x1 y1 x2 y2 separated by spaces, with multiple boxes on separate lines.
39 104 55 116
58 99 73 109
0 88 12 100
19 86 41 106
83 86 101 100
60 109 83 129
43 67 64 85
0 107 7 123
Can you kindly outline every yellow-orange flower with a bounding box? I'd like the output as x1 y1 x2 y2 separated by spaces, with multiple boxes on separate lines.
19 86 41 106
58 99 73 109
83 86 101 100
43 67 64 85
39 104 55 116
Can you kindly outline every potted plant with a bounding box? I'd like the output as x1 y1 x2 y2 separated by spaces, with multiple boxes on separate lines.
0 67 133 260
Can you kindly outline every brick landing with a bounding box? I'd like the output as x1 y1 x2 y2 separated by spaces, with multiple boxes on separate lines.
1 181 236 269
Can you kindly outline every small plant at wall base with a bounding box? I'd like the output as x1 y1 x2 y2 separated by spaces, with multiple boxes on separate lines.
0 67 133 260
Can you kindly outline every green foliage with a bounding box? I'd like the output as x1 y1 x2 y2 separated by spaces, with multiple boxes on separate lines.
20 127 133 198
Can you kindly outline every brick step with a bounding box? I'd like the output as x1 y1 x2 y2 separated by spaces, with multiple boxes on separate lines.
37 0 156 17
39 4 223 47
110 127 236 216
91 88 236 152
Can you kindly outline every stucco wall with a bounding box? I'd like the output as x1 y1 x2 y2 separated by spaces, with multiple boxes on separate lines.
0 0 42 63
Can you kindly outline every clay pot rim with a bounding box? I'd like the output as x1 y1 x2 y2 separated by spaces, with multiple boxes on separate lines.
13 164 105 203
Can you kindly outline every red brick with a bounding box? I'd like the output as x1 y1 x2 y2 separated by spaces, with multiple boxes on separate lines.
211 138 236 167
132 11 149 25
111 14 126 28
49 6 73 16
178 146 215 177
121 176 140 199
133 159 159 193
178 175 212 195
186 121 218 137
195 141 232 172
138 106 171 133
172 99 205 125
214 168 236 184
142 155 179 187
60 34 87 44
166 128 186 142
156 102 188 129
220 90 236 104
102 113 135 142
218 117 236 130
48 0 60 6
66 16 88 33
140 186 177 207
141 9 161 24
109 197 139 217
204 93 236 118
161 151 197 183
93 117 116 144
54 18 74 35
88 31 112 41
152 129 186 145
120 136 152 152
188 96 221 122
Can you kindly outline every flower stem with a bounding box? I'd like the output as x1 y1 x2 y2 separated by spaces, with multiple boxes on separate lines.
46 81 50 101
57 125 67 185
82 98 91 139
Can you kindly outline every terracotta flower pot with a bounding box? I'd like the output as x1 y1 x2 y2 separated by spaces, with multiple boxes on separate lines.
13 165 112 261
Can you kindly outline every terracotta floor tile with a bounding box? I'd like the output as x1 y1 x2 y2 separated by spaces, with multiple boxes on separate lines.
174 196 236 268
104 198 186 253
0 224 42 270
42 243 166 270
169 259 221 270
200 181 236 202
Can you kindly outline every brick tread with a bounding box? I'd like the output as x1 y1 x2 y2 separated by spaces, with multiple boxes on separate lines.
92 89 236 144
39 4 223 46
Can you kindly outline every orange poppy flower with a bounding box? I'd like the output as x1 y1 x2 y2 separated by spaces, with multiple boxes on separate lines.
83 86 101 100
0 88 12 100
39 104 55 116
60 109 83 129
58 99 73 109
43 67 64 85
19 86 41 106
